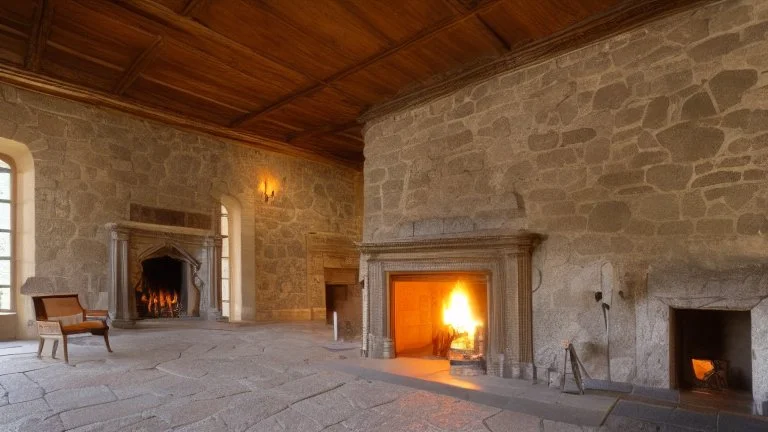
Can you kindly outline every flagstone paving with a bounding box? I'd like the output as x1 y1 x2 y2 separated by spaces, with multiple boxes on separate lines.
1 321 709 432
0 321 596 431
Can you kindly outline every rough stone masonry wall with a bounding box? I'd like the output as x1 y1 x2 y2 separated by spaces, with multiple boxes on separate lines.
363 0 768 384
0 82 361 337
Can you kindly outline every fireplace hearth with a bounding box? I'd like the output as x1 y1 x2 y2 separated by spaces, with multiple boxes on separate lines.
672 308 751 393
359 232 541 379
106 221 222 327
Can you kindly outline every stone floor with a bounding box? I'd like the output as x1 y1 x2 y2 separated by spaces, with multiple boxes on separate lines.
1 322 766 431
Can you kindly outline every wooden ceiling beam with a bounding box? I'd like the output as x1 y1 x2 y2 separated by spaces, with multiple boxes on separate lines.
113 36 164 95
286 121 360 143
181 0 209 17
118 1 324 86
25 0 55 72
476 16 511 51
231 0 507 127
0 63 362 168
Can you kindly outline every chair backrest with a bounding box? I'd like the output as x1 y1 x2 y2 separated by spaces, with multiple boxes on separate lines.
33 295 85 326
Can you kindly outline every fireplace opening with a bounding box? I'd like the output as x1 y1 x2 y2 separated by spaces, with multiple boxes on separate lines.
391 273 487 373
672 309 752 393
136 256 185 318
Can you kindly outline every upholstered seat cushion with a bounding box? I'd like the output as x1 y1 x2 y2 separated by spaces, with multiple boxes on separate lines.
62 321 106 334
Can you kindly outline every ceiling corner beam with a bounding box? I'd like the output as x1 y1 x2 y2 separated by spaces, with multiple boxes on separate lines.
25 0 55 72
113 36 164 95
476 15 511 51
286 121 360 143
231 0 507 128
181 0 209 17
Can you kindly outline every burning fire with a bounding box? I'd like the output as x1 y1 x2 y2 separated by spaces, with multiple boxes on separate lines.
443 281 482 353
443 282 479 335
692 358 715 381
140 289 179 317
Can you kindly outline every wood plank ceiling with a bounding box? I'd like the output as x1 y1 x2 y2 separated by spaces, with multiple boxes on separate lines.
0 0 707 167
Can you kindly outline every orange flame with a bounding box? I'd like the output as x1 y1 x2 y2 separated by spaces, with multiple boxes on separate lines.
443 281 482 352
692 358 715 381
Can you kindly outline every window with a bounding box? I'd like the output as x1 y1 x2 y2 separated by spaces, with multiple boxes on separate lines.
220 205 230 318
0 157 12 311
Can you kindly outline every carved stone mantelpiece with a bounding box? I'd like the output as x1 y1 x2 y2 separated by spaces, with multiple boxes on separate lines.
359 232 541 378
106 221 222 328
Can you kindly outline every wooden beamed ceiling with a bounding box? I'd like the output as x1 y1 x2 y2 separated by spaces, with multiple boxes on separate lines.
0 0 708 168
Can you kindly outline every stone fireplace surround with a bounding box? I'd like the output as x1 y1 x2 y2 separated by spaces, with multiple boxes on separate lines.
638 263 768 414
359 232 541 378
106 221 223 327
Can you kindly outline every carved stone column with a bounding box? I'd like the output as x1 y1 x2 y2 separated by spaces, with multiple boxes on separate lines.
107 224 135 328
205 235 223 319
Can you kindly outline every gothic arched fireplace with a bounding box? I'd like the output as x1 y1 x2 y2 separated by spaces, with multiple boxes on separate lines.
135 244 202 319
106 221 222 327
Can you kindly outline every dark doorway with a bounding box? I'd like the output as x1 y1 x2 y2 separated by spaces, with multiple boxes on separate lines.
673 309 751 392
325 284 348 324
136 256 184 318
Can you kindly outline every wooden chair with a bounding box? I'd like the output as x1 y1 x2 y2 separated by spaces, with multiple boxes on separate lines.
32 294 113 364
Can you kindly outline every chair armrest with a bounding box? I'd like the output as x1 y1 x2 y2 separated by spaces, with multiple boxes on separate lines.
85 310 109 320
36 320 63 336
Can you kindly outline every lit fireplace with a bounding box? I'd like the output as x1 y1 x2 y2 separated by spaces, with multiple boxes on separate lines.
135 256 184 319
391 274 487 375
691 358 728 390
360 233 541 379
441 281 486 376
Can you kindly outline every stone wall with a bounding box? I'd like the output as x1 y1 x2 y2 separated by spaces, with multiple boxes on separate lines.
363 0 768 391
0 83 361 338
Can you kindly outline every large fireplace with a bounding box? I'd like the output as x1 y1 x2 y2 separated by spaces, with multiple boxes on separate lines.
359 232 541 378
106 221 222 327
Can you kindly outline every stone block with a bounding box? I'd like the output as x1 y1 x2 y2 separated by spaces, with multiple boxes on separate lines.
697 218 734 235
722 109 768 133
704 184 758 209
649 70 692 95
688 33 741 62
562 128 596 145
528 132 559 151
537 148 577 170
443 217 474 234
644 164 691 191
709 69 758 111
597 170 644 188
584 139 610 164
636 194 680 221
587 201 631 233
656 122 724 162
691 171 741 188
629 150 668 169
681 92 717 120
614 105 645 128
658 220 694 236
413 218 444 237
736 213 768 235
593 82 630 110
528 188 567 202
641 96 669 129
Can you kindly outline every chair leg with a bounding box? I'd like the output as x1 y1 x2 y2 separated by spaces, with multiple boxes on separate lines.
37 338 44 358
62 336 69 364
52 339 58 359
103 330 113 353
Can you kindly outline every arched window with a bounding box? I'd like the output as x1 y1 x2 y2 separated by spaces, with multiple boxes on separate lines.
220 205 230 318
0 156 13 311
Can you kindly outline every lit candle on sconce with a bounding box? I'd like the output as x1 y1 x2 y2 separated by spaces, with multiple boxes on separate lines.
259 176 278 203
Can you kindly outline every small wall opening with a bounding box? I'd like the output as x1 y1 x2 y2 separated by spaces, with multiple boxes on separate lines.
673 309 752 393
391 273 487 360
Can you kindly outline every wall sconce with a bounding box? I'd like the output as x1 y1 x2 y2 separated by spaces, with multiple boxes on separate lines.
263 179 275 203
